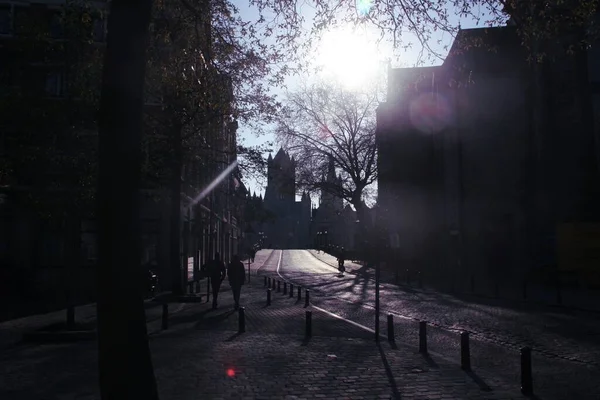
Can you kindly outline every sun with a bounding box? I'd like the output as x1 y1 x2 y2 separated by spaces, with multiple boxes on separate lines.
315 25 383 89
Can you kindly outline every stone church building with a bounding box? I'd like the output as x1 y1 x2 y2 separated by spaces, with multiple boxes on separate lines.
262 148 312 248
256 149 359 251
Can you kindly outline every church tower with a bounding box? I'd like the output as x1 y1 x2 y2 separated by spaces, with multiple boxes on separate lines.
320 154 343 212
265 148 295 207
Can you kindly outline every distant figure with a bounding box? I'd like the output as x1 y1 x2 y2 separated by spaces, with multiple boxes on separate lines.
207 252 226 309
228 254 246 310
337 248 346 275
248 246 256 263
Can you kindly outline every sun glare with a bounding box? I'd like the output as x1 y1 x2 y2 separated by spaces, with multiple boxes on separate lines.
315 26 383 89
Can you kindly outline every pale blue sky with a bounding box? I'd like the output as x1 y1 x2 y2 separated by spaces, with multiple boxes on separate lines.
232 0 498 199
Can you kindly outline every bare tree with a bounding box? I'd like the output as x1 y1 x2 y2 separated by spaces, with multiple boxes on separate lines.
275 81 378 221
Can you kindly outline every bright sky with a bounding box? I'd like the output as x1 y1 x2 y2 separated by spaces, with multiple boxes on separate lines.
232 0 492 200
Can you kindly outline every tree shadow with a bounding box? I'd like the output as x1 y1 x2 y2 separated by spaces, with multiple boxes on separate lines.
377 342 401 399
420 352 439 369
464 370 491 392
193 309 235 329
225 332 243 342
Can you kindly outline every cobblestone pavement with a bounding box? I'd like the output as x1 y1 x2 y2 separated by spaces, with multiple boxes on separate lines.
0 265 526 400
308 250 600 312
259 249 600 400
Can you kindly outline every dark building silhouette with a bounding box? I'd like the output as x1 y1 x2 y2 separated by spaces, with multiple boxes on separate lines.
310 155 359 251
261 148 311 248
377 25 600 291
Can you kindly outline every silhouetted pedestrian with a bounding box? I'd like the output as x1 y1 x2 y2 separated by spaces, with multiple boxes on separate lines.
207 252 226 309
228 254 246 310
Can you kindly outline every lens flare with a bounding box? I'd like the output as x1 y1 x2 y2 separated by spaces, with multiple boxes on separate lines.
409 92 452 134
188 160 238 209
226 368 235 377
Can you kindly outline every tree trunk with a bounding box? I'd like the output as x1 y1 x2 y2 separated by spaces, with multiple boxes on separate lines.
170 124 183 295
96 0 157 398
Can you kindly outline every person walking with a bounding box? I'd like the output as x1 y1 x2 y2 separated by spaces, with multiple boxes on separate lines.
207 252 226 309
228 254 246 310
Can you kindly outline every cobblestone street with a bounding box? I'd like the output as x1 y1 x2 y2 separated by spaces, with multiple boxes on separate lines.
0 249 598 399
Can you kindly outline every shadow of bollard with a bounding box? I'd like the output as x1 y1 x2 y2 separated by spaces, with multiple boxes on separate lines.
267 289 271 306
461 331 471 371
419 321 427 354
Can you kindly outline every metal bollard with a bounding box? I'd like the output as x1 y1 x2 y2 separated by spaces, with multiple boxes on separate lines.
206 277 210 303
268 277 271 287
419 321 427 353
305 289 310 307
289 284 294 297
277 280 281 292
162 303 168 330
264 276 267 287
305 310 312 337
521 347 533 395
461 331 471 370
298 287 302 300
283 282 287 295
238 307 246 333
387 314 395 342
272 278 276 290
267 289 271 306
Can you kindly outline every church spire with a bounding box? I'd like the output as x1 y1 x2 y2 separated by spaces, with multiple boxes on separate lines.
327 154 336 182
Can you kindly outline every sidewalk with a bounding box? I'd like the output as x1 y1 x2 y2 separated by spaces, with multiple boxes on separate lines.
0 254 526 400
308 249 600 313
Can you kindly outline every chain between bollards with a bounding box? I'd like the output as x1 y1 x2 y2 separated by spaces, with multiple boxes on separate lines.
419 321 427 354
161 303 168 330
305 310 312 337
304 289 310 307
387 314 394 342
461 331 471 371
238 307 246 333
521 347 533 395
289 283 294 297
266 289 271 306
